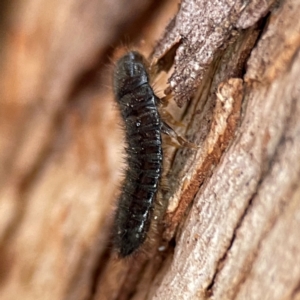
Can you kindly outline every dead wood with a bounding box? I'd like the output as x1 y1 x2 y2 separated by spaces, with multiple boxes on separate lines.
0 0 299 300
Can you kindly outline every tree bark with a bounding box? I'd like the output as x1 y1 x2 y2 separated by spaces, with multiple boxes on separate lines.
0 0 299 299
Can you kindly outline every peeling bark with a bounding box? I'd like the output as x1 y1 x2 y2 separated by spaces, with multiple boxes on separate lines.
0 0 299 300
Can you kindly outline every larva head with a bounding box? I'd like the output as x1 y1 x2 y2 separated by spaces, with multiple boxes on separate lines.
113 51 149 99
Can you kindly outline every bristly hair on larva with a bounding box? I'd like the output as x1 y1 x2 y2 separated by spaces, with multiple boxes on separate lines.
112 51 197 258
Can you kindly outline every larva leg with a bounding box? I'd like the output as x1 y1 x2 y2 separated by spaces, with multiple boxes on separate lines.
160 121 198 149
158 93 172 108
156 85 173 108
160 109 185 128
163 135 183 148
156 93 184 127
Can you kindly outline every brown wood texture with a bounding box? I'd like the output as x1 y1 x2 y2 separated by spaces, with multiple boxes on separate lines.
0 0 299 300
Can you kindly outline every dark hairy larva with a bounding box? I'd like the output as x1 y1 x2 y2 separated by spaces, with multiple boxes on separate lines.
113 51 194 257
113 51 163 257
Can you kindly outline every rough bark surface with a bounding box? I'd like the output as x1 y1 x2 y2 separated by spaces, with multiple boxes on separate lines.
0 0 299 300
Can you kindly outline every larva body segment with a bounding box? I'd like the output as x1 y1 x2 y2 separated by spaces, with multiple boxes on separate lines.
113 51 163 257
